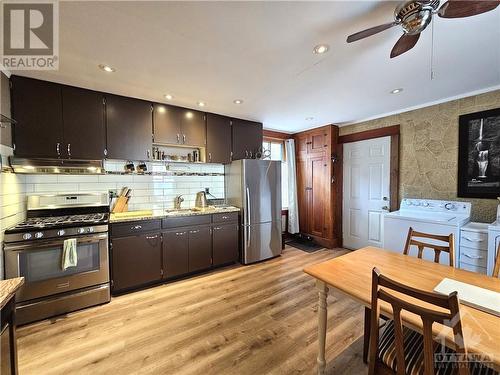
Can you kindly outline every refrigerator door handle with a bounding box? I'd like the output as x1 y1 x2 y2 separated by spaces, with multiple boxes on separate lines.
246 187 251 224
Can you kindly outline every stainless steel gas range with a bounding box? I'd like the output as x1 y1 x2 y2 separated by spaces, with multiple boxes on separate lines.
3 193 111 325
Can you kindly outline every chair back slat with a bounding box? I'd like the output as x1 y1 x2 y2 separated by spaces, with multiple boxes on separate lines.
403 227 455 267
368 268 469 375
493 242 500 278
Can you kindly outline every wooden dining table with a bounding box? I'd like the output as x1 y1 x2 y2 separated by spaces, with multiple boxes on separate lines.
304 247 500 375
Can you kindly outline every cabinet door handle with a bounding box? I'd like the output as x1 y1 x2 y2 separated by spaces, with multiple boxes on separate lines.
462 252 483 259
245 150 248 158
175 231 186 236
222 216 229 219
56 142 61 156
189 230 200 234
462 236 483 243
67 143 71 157
208 152 212 162
176 134 180 143
147 149 151 159
213 227 221 230
132 225 142 230
183 134 186 144
145 235 158 240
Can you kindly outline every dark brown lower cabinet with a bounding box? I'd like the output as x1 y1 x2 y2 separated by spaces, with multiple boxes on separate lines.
162 229 189 278
188 227 212 272
212 224 239 266
1 297 17 375
111 233 162 292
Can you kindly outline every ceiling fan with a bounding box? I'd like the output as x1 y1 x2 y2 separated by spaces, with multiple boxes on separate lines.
346 0 500 58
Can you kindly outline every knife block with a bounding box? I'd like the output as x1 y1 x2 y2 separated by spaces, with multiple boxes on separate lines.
112 196 129 213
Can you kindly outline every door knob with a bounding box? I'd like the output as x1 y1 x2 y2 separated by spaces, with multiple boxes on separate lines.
383 197 388 201
382 206 389 211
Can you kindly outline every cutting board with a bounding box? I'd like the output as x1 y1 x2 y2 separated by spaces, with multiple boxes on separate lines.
111 210 153 220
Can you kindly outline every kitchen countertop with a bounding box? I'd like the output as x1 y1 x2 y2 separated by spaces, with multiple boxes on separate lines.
0 277 24 310
110 206 241 223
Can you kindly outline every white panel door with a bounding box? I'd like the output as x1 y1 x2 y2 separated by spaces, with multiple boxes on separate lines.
343 136 391 249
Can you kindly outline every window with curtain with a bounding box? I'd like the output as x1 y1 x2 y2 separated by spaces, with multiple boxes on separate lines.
262 139 288 209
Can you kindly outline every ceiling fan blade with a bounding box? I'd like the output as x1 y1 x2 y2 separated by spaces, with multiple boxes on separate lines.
438 0 499 18
390 33 421 58
346 22 398 43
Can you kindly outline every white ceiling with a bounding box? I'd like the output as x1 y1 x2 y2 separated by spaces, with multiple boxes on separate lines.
11 1 500 132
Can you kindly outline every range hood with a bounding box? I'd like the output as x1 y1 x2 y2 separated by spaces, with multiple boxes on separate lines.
9 157 105 174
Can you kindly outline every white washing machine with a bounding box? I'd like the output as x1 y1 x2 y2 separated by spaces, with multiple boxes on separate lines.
384 199 471 266
488 221 500 276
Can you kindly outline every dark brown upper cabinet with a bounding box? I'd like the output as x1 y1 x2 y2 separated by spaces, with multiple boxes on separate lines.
153 103 182 145
153 104 205 147
62 86 105 160
180 109 205 147
206 113 231 164
231 119 263 160
11 76 64 158
106 94 153 161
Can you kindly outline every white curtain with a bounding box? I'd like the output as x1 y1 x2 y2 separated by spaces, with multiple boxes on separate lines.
285 139 299 234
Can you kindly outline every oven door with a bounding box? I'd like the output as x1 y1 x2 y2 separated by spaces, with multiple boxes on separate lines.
4 233 109 302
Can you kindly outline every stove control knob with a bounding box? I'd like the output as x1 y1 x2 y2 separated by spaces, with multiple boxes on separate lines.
23 233 32 240
87 227 94 233
77 228 86 234
35 232 44 239
57 230 65 236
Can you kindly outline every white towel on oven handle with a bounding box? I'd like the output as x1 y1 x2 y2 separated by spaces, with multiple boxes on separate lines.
62 238 78 270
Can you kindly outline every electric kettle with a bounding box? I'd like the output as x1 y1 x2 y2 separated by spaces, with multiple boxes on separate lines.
195 191 209 210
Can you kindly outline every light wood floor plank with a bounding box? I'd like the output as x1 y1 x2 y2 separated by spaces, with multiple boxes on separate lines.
17 247 367 375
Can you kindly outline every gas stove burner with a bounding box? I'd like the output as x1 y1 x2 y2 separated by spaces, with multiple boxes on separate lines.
8 213 109 232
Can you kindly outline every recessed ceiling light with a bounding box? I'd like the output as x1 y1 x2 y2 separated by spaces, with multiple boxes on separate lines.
98 64 115 73
390 88 403 94
313 44 329 54
197 101 206 107
164 94 173 100
233 99 243 104
305 117 314 121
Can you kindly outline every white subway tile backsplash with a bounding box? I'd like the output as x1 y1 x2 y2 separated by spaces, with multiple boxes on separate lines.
9 162 226 213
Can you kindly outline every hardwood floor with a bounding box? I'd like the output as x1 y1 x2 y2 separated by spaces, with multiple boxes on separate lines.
17 247 367 375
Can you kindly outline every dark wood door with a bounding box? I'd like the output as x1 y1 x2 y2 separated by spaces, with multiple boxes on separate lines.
180 109 205 147
309 155 327 238
153 103 182 145
106 94 152 161
163 229 189 278
231 119 263 160
111 234 162 292
212 223 239 266
188 227 212 272
206 113 231 163
10 76 63 158
62 86 105 159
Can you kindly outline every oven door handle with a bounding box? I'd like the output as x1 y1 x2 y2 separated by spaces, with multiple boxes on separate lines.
3 233 108 252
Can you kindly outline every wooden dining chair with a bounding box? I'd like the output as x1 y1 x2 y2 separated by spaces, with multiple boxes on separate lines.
403 227 456 267
493 242 500 278
368 267 471 375
363 227 456 364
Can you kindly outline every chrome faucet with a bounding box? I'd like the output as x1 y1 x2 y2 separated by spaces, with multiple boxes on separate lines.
174 195 184 210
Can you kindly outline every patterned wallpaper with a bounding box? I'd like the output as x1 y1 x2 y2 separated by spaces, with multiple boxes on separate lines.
340 89 500 223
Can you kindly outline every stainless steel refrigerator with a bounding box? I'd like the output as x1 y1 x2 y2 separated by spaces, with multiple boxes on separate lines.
225 159 282 264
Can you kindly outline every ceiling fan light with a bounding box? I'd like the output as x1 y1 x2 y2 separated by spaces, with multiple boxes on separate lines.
391 88 403 94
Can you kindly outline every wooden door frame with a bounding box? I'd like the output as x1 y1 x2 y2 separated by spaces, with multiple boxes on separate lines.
336 125 400 248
